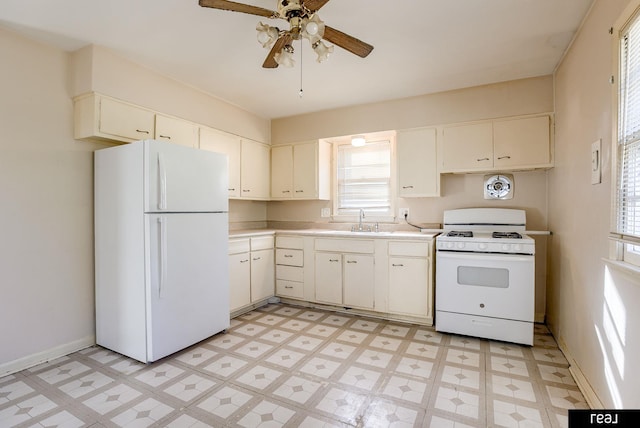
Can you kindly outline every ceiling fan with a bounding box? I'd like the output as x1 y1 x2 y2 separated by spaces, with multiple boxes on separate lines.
199 0 374 68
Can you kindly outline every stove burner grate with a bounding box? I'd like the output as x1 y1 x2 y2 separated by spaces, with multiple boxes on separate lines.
447 231 473 238
492 231 522 239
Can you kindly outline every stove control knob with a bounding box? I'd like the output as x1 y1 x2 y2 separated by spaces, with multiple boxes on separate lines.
502 244 511 252
514 244 522 252
478 243 488 251
446 242 455 249
456 242 465 250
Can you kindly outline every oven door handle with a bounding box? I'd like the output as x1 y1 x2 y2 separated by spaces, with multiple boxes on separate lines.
437 251 533 263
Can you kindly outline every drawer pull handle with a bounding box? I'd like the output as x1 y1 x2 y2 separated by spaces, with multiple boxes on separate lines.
329 259 339 262
285 286 293 289
284 254 293 258
136 129 150 134
497 155 511 160
240 259 249 263
392 263 404 267
295 190 304 193
282 190 290 193
477 157 490 162
159 134 171 139
402 185 414 189
253 257 261 261
346 260 357 264
242 189 250 192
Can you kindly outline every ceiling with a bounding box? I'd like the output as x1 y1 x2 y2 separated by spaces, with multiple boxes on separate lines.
0 0 594 120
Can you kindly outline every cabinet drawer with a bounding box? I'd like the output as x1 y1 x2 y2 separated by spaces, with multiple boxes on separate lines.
276 248 303 266
315 238 375 253
229 238 250 254
276 236 304 249
276 265 304 282
251 235 274 251
276 279 304 298
388 241 430 257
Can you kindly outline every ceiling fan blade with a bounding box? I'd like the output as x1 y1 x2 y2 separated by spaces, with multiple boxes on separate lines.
263 33 294 68
199 0 276 18
323 26 373 58
302 0 331 12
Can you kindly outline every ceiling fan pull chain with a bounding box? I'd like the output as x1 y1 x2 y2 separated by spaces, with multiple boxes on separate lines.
299 42 304 98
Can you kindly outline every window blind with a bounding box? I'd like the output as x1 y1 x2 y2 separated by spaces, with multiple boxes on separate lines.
617 15 640 240
336 141 391 215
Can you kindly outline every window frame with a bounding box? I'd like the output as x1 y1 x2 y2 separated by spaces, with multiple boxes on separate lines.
611 3 640 267
331 132 397 223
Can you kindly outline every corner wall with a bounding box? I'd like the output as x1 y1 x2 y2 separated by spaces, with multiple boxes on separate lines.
550 0 640 408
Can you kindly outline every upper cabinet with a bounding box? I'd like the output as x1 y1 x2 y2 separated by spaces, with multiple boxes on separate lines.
441 115 552 173
199 127 241 198
271 140 331 200
241 139 271 200
155 114 198 148
397 128 440 197
74 93 199 147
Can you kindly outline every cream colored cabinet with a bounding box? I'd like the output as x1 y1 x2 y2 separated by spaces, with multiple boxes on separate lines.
314 238 375 310
271 141 330 200
155 114 198 148
275 236 305 299
397 128 440 197
229 239 251 313
343 254 375 309
74 93 155 143
493 116 551 168
229 235 274 313
241 139 271 200
387 241 434 323
441 115 551 172
200 127 241 198
314 253 343 305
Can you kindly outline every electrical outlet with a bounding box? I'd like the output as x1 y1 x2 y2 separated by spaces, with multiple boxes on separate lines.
321 207 331 218
399 208 410 219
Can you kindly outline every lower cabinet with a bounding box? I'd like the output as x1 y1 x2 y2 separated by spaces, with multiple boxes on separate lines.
387 241 433 320
275 236 305 299
228 235 274 313
314 239 375 310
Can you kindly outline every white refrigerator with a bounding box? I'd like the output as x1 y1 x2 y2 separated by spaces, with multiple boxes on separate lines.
94 139 229 363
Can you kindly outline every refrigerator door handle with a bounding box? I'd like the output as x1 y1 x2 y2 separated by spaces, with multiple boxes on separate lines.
158 216 167 298
158 153 167 210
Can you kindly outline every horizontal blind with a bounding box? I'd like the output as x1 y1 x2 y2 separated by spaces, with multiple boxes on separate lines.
618 15 640 239
336 141 391 215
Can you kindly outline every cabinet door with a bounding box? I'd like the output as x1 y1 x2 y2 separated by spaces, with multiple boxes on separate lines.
99 97 155 141
389 257 428 317
250 248 274 302
293 142 318 199
315 253 342 305
229 252 251 312
200 128 241 198
271 145 293 199
241 140 271 199
441 123 493 172
343 254 374 309
493 116 550 168
397 128 439 197
155 115 198 148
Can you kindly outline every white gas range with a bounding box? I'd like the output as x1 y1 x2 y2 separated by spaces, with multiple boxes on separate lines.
435 208 535 345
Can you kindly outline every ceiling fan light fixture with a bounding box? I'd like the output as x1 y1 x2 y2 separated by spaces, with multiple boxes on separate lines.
301 14 325 44
256 22 279 48
312 40 333 63
351 135 366 147
275 44 295 67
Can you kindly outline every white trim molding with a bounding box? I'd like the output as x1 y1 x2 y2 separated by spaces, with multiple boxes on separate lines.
557 336 603 409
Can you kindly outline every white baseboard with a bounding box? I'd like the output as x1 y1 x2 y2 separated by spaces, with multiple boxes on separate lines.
557 336 604 409
0 335 95 377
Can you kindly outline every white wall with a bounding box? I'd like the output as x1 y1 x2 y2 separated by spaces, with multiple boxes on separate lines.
0 28 108 372
550 0 640 408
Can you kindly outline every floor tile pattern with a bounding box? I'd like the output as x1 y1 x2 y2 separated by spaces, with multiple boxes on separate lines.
0 304 588 427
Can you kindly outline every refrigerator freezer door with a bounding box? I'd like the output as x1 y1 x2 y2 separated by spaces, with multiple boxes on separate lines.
145 140 228 213
146 212 229 362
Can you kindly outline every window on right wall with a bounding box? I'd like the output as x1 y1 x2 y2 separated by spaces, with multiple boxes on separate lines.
615 8 640 266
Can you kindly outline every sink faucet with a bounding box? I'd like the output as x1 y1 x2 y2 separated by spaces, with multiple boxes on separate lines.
358 209 365 231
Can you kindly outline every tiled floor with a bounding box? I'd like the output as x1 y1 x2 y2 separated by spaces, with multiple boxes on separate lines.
0 303 588 427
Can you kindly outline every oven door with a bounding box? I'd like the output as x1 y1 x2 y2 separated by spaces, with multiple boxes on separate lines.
435 251 534 322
